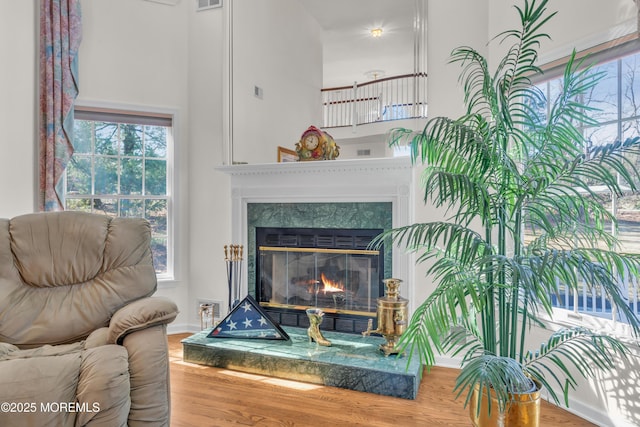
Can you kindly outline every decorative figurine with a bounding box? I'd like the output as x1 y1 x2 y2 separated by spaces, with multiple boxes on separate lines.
295 125 340 161
362 278 408 356
306 308 331 346
199 302 214 330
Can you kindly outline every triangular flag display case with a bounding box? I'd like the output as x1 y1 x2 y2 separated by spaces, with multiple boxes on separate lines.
207 294 290 340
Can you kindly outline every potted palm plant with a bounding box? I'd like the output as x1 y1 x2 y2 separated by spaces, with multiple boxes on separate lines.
375 0 640 425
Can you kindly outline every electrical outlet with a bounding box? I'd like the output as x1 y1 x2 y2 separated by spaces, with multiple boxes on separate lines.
197 299 223 320
254 85 263 99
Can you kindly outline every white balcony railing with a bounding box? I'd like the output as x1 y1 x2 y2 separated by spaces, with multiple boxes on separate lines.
552 267 640 323
322 73 427 128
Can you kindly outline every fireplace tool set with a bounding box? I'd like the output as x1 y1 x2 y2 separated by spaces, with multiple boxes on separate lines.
224 244 243 311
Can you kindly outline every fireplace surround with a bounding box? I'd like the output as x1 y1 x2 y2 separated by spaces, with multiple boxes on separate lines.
246 202 392 332
217 157 414 332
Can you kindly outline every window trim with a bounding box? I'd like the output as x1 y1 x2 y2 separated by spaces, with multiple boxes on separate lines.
533 33 640 83
72 101 178 283
529 34 640 332
75 107 172 127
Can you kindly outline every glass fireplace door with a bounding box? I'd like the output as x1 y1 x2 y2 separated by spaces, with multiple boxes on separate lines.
258 247 380 316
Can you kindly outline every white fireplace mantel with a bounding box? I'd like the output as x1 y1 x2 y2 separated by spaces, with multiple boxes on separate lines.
216 157 417 308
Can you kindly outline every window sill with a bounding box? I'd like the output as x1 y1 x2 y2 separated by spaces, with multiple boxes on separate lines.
157 277 180 289
538 308 639 347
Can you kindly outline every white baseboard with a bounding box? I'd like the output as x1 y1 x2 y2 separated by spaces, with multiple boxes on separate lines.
548 393 635 427
167 323 198 335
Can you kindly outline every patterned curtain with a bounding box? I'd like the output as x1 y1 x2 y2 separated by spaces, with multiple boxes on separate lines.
39 0 82 211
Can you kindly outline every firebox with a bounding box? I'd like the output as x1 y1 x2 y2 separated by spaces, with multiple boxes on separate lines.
256 227 384 333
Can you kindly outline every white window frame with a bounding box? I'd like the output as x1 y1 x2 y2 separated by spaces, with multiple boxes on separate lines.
531 35 640 334
70 102 177 282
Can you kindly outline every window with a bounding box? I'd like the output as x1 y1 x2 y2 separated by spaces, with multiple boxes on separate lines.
66 107 173 278
532 38 640 322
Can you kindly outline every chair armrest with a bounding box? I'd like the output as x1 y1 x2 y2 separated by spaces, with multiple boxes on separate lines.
84 327 109 349
108 297 178 344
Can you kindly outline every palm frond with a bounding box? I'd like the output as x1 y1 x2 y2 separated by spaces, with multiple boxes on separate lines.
370 221 488 261
397 272 483 366
523 328 628 405
450 47 495 117
422 170 493 226
523 246 640 333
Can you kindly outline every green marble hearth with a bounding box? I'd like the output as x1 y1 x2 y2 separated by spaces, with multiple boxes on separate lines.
182 327 423 399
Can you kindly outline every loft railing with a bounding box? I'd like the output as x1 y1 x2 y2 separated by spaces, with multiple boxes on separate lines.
322 73 427 128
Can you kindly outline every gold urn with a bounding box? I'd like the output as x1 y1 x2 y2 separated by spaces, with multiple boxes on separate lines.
469 379 541 427
362 278 408 356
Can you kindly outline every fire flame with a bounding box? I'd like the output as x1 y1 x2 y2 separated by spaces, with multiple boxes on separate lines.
320 273 344 293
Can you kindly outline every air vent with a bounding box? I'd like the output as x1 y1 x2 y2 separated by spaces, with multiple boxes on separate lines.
264 234 280 245
280 234 298 246
316 235 335 248
299 235 316 247
197 0 222 11
354 236 373 249
335 236 354 248
357 149 371 157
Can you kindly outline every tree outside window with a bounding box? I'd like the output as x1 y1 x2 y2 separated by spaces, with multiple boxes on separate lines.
528 48 640 320
66 112 171 276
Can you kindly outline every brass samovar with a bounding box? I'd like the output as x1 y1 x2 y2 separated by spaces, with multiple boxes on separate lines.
362 278 408 356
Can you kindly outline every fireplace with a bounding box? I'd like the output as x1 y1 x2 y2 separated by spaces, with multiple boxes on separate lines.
256 227 384 333
216 157 415 333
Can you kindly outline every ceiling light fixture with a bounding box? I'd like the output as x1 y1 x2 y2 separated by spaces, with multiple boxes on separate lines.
370 28 383 38
364 70 385 80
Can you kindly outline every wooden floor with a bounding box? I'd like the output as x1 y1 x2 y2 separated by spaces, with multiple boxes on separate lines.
168 333 594 427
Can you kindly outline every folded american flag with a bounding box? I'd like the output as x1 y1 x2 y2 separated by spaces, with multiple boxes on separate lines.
208 294 290 340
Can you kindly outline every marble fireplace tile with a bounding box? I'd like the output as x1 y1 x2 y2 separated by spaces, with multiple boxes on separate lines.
247 202 393 296
182 327 422 399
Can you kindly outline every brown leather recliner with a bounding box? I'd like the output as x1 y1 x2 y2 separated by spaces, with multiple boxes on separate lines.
0 211 179 427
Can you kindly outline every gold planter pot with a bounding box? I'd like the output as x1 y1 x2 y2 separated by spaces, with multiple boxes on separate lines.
469 381 541 427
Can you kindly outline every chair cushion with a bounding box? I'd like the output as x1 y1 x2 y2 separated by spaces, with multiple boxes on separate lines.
0 342 83 427
75 345 131 427
9 212 110 287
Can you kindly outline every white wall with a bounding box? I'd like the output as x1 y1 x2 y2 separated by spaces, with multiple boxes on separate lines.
76 0 190 326
186 4 231 328
77 0 235 333
416 0 489 303
0 1 37 217
0 0 193 326
231 0 323 164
